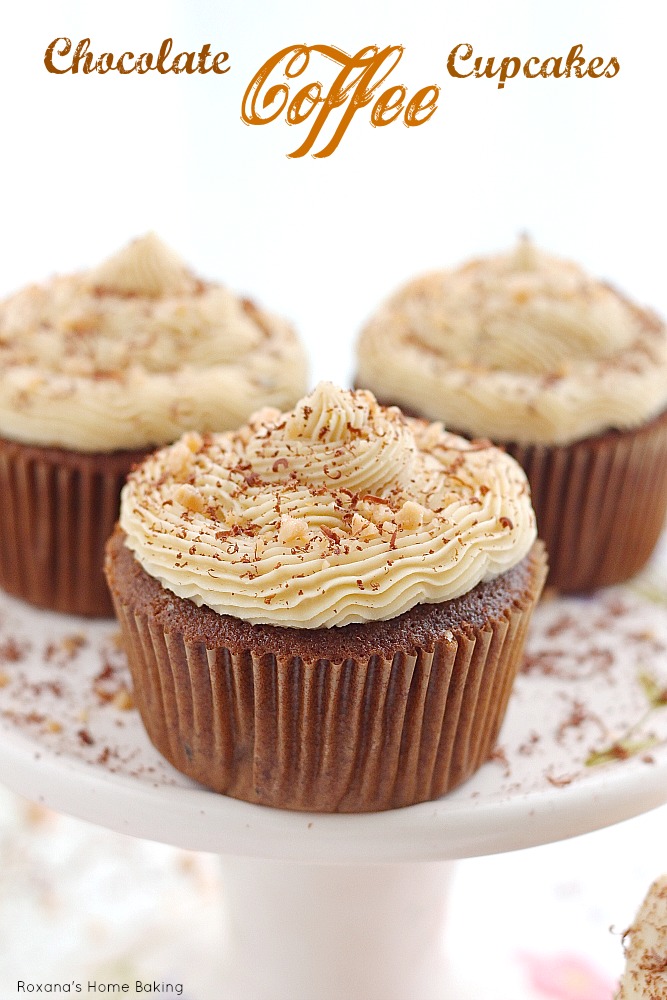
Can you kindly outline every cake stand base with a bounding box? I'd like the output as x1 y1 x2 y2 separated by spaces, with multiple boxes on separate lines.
217 857 454 1000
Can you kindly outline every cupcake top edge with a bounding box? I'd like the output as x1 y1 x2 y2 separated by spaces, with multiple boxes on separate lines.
0 234 308 452
119 382 538 628
356 237 667 446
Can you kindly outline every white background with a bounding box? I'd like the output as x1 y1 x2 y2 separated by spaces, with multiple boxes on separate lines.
3 1 665 390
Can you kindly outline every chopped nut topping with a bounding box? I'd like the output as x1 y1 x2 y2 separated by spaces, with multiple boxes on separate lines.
165 443 194 478
174 483 206 514
278 514 310 547
396 500 426 530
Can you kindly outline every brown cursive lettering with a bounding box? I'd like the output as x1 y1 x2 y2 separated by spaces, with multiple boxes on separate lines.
447 42 619 89
242 44 439 157
44 37 231 76
43 35 620 159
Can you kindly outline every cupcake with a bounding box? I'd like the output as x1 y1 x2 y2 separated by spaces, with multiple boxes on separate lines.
0 234 308 616
105 382 547 812
356 238 667 592
619 875 667 999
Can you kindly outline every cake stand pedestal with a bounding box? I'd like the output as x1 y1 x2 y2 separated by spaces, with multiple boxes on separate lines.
217 857 453 1000
0 547 666 999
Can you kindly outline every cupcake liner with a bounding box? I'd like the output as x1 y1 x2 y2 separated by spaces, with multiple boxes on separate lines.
110 541 547 813
0 437 145 617
505 407 667 592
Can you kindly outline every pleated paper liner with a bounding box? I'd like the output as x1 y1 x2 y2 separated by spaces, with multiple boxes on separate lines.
504 406 667 592
106 531 547 813
0 436 147 617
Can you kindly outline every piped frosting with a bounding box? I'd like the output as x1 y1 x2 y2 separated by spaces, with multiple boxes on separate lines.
356 238 667 445
0 235 308 451
119 383 537 627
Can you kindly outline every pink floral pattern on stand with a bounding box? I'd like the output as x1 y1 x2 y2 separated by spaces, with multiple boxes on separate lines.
518 952 617 1000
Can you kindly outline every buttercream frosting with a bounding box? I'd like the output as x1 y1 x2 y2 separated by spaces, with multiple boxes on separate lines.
356 238 667 445
0 234 308 451
119 382 537 627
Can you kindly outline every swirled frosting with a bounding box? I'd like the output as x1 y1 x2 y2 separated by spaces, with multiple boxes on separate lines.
0 234 308 451
357 239 667 445
119 382 537 627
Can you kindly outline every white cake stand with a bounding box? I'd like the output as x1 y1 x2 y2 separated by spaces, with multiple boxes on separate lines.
1 543 666 1000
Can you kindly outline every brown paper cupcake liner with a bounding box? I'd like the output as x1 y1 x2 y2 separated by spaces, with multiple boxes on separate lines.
504 407 667 592
106 531 547 813
0 437 146 617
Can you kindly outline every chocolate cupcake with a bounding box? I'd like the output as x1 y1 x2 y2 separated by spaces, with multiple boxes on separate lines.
105 383 546 812
0 234 308 616
356 239 667 591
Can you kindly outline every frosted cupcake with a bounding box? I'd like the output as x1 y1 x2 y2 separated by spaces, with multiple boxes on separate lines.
0 234 308 616
105 383 547 812
356 239 667 591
